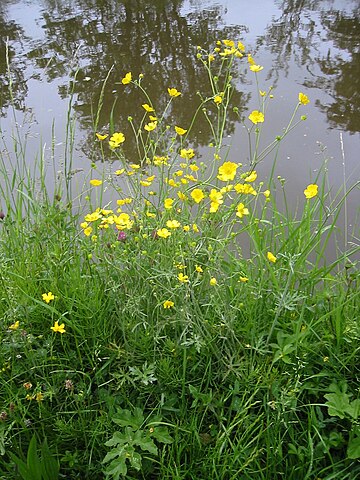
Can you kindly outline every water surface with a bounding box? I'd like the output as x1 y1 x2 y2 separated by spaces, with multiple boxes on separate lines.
0 0 359 250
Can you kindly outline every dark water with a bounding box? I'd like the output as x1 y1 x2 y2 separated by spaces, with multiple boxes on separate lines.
0 0 359 250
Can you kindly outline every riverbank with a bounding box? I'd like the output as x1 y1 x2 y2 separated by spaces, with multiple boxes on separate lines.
0 42 359 479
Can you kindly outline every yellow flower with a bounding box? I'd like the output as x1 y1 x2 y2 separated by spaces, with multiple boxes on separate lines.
144 121 157 132
157 228 171 239
217 161 238 181
163 300 174 309
237 41 245 52
189 164 199 172
234 183 257 195
51 320 66 334
109 132 125 148
117 198 133 206
84 211 102 222
115 168 125 175
164 198 174 209
263 189 270 198
183 225 190 232
248 110 265 124
42 292 55 304
95 133 108 141
175 170 183 177
175 126 187 135
121 72 132 84
250 65 263 72
9 321 20 330
267 252 277 263
209 189 224 205
90 179 103 186
195 265 203 273
214 95 223 105
304 184 318 199
223 39 235 47
192 223 199 233
149 115 157 121
168 87 181 97
298 92 310 105
191 188 205 203
259 90 267 97
142 103 154 112
236 203 249 218
167 179 179 187
239 276 249 283
83 226 93 236
114 213 133 230
166 220 181 229
35 392 44 402
210 277 217 286
146 212 156 218
180 148 195 160
178 273 189 283
244 171 257 182
247 54 256 65
140 180 151 187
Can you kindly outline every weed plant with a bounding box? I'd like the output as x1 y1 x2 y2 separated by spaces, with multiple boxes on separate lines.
0 40 359 479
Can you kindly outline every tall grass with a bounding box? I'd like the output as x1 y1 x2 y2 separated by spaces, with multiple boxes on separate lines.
0 40 359 479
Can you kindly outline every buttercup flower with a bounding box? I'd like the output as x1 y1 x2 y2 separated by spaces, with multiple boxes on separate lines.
90 179 103 186
175 126 187 135
214 95 223 105
217 161 238 181
121 72 132 85
157 228 171 239
239 276 249 283
178 273 189 283
267 252 277 263
164 198 174 210
144 121 157 132
109 132 125 148
95 133 108 141
250 65 263 72
180 148 195 160
163 300 174 309
9 321 20 330
248 110 265 124
42 292 55 304
195 265 203 273
236 203 249 218
51 320 66 334
191 188 205 203
142 103 154 112
298 92 310 105
210 277 217 286
168 87 181 97
244 171 257 182
304 184 318 199
166 220 181 229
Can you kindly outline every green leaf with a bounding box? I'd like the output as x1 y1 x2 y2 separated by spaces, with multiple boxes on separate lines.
150 426 173 445
132 430 157 455
324 392 350 419
9 452 29 480
347 436 360 459
112 408 144 430
346 399 360 420
41 438 60 480
27 435 42 480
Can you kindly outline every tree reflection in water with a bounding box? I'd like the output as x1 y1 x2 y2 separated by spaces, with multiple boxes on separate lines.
261 0 360 133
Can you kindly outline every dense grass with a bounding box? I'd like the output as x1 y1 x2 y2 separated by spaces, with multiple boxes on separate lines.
0 41 359 479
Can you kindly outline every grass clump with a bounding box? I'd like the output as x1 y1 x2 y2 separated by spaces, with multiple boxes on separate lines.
0 40 359 479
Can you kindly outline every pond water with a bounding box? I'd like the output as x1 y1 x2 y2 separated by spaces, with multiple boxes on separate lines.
0 0 359 252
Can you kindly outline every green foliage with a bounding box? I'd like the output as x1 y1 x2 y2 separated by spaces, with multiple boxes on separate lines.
0 38 359 479
102 408 172 478
9 436 59 480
